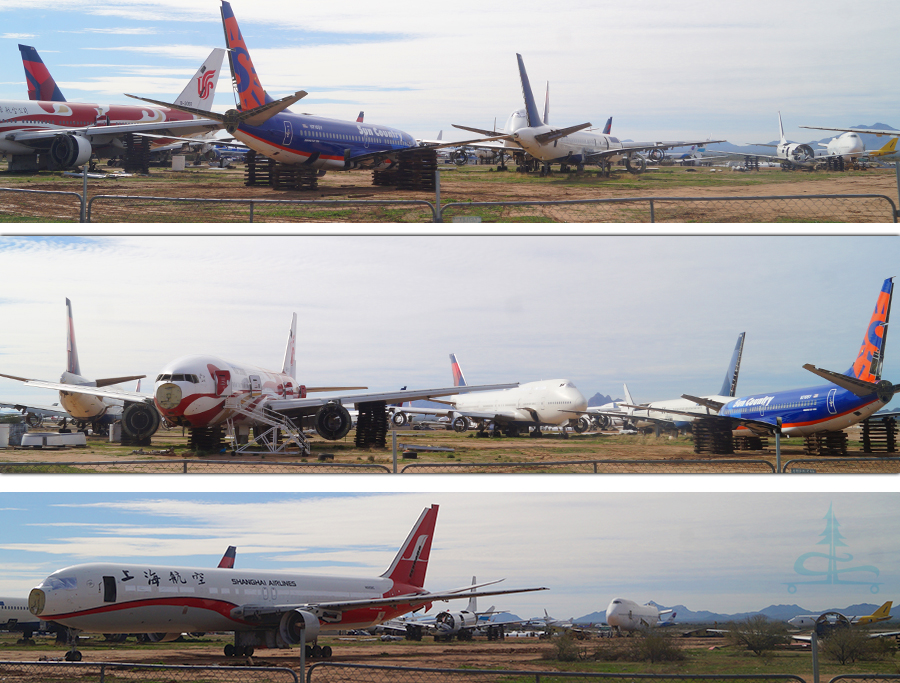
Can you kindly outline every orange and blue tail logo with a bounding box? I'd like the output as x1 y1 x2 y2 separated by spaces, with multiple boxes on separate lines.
847 278 893 382
19 44 66 102
220 1 271 110
450 353 466 387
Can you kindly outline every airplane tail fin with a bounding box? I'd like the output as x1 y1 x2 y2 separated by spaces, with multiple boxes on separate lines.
543 82 550 125
450 354 467 387
173 48 226 111
516 54 543 128
19 44 66 102
380 504 439 589
718 332 746 397
220 1 274 110
623 383 636 406
603 117 612 135
357 111 364 123
218 546 237 568
867 601 892 621
465 577 477 613
876 137 897 156
846 278 893 382
282 313 297 380
65 298 81 376
778 112 787 144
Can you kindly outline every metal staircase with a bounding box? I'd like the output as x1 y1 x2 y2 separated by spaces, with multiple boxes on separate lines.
224 396 311 456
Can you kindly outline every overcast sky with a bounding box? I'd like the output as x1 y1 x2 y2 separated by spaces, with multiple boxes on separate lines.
0 491 896 619
1 235 898 412
0 0 897 144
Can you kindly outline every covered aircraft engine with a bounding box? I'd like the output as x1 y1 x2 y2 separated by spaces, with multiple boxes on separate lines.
279 609 320 645
434 611 478 635
648 149 666 162
624 156 647 174
121 401 161 440
24 412 44 428
391 411 408 427
48 134 92 170
315 402 352 440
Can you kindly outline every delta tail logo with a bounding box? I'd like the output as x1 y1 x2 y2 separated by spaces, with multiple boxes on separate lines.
197 67 216 100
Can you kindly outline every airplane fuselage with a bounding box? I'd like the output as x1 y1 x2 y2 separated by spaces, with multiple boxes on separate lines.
56 371 122 425
513 126 624 165
606 598 664 631
0 597 42 635
453 379 587 426
824 132 865 161
631 394 733 430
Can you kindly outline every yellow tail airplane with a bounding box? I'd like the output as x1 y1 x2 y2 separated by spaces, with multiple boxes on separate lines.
855 600 893 625
868 137 898 158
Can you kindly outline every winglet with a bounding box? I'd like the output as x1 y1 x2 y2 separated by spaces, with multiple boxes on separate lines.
381 505 439 590
516 54 543 128
778 111 786 144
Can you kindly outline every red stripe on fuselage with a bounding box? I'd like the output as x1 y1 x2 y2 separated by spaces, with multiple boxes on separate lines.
43 596 245 625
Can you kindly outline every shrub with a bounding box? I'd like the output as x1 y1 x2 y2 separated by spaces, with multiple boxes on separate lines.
727 615 790 656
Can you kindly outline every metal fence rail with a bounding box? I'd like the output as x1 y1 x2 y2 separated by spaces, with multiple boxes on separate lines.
0 187 83 222
87 195 437 222
400 459 777 473
0 660 299 682
307 664 806 683
828 677 900 683
783 457 900 473
0 459 391 474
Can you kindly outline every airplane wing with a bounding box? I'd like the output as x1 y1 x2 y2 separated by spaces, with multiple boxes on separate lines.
0 374 150 403
343 135 511 167
793 630 900 642
4 117 222 144
800 126 900 137
568 407 675 424
0 401 68 418
586 139 727 162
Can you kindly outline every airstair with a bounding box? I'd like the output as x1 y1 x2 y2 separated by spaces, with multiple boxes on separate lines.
223 396 311 456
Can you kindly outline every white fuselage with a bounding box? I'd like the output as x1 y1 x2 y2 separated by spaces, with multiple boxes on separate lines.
57 371 125 422
453 379 587 426
823 132 865 161
606 598 662 631
29 562 414 634
0 597 41 631
629 394 733 428
513 126 624 164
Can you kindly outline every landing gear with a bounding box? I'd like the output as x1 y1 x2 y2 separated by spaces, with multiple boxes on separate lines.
224 643 255 657
64 629 82 661
304 644 332 658
530 427 543 438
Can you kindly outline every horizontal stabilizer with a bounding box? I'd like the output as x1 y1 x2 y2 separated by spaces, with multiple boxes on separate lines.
680 395 725 412
802 364 889 397
240 91 308 126
533 122 592 144
452 123 500 137
95 375 146 388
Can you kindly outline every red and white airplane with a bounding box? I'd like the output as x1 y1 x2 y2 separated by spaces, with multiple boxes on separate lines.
9 313 516 450
28 504 546 660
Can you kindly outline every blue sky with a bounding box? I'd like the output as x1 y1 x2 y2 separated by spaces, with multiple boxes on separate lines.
0 235 898 413
0 491 897 618
0 0 897 143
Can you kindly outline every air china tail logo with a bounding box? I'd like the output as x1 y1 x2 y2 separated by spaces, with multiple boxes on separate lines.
198 69 216 100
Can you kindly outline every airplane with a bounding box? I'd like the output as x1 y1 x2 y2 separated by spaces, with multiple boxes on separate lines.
0 597 45 642
453 54 723 176
126 2 502 184
389 354 588 438
588 333 745 434
27 504 547 661
605 598 676 633
0 299 156 441
644 278 897 443
0 400 67 427
743 113 864 170
2 47 225 172
6 313 516 452
787 601 893 629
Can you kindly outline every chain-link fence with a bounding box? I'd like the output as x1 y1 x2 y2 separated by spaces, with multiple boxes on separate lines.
307 664 806 683
0 187 83 222
829 676 900 683
0 661 298 683
782 457 900 473
0 459 391 474
399 459 777 473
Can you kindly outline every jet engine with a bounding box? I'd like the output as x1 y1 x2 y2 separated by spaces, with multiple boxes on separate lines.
573 416 590 433
315 402 352 440
624 156 646 174
434 610 478 638
452 416 469 433
648 149 666 162
48 134 92 170
592 415 610 429
391 411 409 427
279 609 320 645
121 401 161 440
24 412 44 428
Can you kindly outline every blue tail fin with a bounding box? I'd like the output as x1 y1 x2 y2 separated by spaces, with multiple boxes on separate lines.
19 44 66 102
718 332 745 397
603 117 612 135
450 354 467 387
516 54 543 128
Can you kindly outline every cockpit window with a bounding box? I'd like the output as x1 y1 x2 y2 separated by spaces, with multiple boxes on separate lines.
155 374 199 383
46 576 77 591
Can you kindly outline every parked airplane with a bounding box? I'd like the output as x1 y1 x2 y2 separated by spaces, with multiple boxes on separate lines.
648 278 896 438
2 47 225 171
743 113 865 170
788 601 893 629
28 504 546 660
605 598 676 632
454 54 722 176
0 400 67 427
391 354 587 437
0 299 156 440
0 597 44 641
8 313 515 451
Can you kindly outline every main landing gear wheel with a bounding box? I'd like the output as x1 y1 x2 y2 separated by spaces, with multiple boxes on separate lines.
65 650 82 661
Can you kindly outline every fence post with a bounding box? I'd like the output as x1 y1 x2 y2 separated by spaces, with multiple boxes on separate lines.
81 165 87 223
392 430 398 474
649 198 655 223
434 169 442 222
250 200 255 223
895 163 900 218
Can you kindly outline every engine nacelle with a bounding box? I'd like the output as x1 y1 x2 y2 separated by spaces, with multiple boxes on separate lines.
314 402 352 440
391 411 409 427
648 149 666 162
279 609 320 645
121 401 161 440
25 412 44 428
434 611 478 634
624 155 647 174
452 416 469 433
573 416 590 433
48 134 92 170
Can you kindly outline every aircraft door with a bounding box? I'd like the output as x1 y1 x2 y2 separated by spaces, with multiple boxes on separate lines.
283 121 293 147
249 375 262 397
102 576 116 603
827 388 837 415
214 370 231 397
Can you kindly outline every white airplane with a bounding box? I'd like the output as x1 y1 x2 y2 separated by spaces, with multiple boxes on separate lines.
0 49 224 171
28 504 547 661
1 596 45 641
391 354 587 438
605 598 676 632
0 299 154 440
788 601 893 629
454 54 723 176
744 113 865 170
6 313 516 451
0 400 67 427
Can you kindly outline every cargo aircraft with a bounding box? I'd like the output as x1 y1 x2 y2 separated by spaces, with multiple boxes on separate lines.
390 354 587 437
28 505 547 660
1 47 225 171
605 598 676 632
788 601 893 629
0 299 154 440
6 312 515 450
646 278 897 438
743 113 865 170
453 54 723 175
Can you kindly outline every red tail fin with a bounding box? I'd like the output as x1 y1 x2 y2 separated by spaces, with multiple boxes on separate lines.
848 278 893 382
218 546 237 568
381 505 438 589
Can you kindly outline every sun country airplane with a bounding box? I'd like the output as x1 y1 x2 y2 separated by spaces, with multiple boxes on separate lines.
28 504 547 661
605 598 676 633
6 313 515 451
743 112 865 170
0 299 155 440
647 278 897 439
453 54 723 176
390 354 587 437
787 601 893 629
1 47 225 171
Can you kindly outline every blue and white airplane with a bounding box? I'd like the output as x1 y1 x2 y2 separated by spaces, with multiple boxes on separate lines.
652 278 896 437
128 2 497 176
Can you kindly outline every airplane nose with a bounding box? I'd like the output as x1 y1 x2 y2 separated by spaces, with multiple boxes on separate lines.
156 383 183 411
28 588 45 616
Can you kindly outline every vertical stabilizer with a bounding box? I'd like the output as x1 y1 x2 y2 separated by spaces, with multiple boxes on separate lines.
381 505 439 589
516 54 543 128
543 82 550 125
220 1 273 109
173 48 226 111
65 298 81 376
19 44 66 102
603 117 612 135
450 354 467 387
218 546 237 568
282 313 297 380
357 111 364 122
718 332 746 397
623 383 636 406
778 111 787 144
465 576 477 613
847 277 893 382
